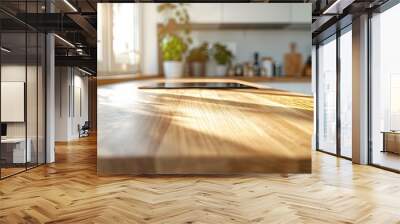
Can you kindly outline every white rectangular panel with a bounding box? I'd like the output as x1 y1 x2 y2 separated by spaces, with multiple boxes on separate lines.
1 82 25 122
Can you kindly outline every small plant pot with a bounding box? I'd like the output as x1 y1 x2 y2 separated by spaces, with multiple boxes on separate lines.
189 62 206 77
215 64 227 77
164 61 184 78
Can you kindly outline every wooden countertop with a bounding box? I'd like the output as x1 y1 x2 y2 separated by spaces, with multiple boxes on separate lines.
97 75 311 86
97 78 313 175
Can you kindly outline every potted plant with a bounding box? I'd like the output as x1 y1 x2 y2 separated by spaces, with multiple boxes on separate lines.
212 43 234 77
158 3 192 78
160 35 188 78
187 42 209 77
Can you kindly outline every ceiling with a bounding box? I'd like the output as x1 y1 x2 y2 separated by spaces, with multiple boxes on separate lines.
1 0 97 74
311 0 390 43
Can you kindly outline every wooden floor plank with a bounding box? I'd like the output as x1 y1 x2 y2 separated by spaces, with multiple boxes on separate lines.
1 79 399 223
0 136 400 223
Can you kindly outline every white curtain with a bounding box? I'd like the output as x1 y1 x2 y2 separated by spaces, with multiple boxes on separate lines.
97 3 141 77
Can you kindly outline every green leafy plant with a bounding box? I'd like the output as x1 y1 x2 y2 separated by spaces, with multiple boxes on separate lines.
161 35 188 61
212 43 233 65
187 42 209 63
158 3 192 61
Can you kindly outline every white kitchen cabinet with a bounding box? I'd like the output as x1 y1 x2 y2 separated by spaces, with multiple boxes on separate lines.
187 3 222 23
175 3 310 24
221 3 291 24
290 4 311 23
158 3 309 25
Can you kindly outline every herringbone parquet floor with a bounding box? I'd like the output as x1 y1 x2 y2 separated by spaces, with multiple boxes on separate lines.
1 136 400 224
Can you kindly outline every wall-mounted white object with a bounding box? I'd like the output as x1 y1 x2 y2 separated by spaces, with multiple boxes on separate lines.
1 82 25 122
390 74 400 130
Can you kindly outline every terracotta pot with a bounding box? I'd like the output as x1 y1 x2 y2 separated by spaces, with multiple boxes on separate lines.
189 62 206 77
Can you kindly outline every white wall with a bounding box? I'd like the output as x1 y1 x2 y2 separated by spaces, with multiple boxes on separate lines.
192 30 310 76
55 67 89 141
140 3 311 75
1 65 26 81
1 64 46 164
1 65 34 138
55 67 69 141
72 74 89 138
141 3 159 75
258 82 312 95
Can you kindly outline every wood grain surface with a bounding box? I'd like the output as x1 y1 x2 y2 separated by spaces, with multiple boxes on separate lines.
1 135 400 223
97 79 313 174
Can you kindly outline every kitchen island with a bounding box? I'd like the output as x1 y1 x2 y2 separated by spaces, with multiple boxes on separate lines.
97 78 313 175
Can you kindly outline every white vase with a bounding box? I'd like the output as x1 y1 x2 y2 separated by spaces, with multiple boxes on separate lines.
164 61 183 78
215 64 227 77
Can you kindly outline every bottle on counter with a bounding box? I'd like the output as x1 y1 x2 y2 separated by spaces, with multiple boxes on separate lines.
227 66 235 76
261 57 274 77
274 63 282 77
253 52 261 76
243 63 252 77
234 63 243 76
278 64 283 77
248 65 254 77
260 67 266 76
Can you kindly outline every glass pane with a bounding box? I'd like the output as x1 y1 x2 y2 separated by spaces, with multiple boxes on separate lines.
317 36 337 154
38 33 46 165
98 3 140 77
26 0 39 169
0 1 46 178
371 4 400 171
340 29 352 158
1 31 28 177
27 31 38 169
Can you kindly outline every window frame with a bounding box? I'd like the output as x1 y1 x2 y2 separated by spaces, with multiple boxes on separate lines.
367 0 400 173
315 22 353 160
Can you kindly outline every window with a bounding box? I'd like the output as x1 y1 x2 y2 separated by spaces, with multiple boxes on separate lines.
98 3 141 76
370 3 400 171
317 35 337 154
339 27 352 158
0 2 46 179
